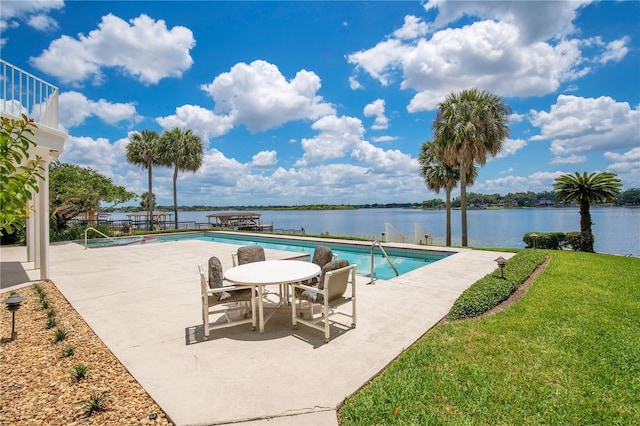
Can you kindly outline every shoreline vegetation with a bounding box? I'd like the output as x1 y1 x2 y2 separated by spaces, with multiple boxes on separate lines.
103 202 639 214
102 188 639 213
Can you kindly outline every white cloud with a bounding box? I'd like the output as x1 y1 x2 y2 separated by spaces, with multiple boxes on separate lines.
348 38 409 86
424 0 591 43
156 104 234 141
27 13 58 31
58 135 123 179
372 136 398 143
296 115 365 165
476 171 566 194
494 139 527 159
529 95 640 155
363 99 389 130
509 113 525 123
348 1 620 112
349 76 363 90
393 15 428 40
350 141 417 174
1 0 63 36
550 154 587 164
59 91 140 129
200 60 335 133
30 14 195 85
604 147 640 187
599 37 629 64
251 150 278 167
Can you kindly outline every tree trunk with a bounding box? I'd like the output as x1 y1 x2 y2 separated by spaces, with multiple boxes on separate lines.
580 199 594 252
173 165 179 229
147 161 153 231
445 187 452 247
459 164 468 247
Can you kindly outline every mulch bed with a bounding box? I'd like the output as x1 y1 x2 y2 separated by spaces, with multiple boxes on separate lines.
0 280 172 425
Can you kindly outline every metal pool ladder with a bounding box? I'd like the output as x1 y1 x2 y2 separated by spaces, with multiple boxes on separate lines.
84 227 116 249
370 240 399 284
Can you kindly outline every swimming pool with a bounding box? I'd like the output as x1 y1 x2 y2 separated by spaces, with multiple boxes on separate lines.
144 231 452 280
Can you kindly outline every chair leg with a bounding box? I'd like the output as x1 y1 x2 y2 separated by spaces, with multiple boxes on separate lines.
203 305 209 341
323 304 330 343
251 289 257 331
291 292 298 329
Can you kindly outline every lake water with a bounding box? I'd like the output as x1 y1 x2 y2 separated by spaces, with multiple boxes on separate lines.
110 207 640 257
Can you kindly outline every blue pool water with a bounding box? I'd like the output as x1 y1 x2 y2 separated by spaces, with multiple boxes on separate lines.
147 232 451 280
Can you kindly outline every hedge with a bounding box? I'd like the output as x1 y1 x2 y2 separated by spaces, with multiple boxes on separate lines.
446 250 547 320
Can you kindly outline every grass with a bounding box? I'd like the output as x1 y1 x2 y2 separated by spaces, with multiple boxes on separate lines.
339 250 640 425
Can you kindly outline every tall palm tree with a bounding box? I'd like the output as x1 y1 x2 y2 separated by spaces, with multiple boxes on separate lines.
433 88 510 246
553 171 622 252
126 130 160 230
158 127 204 228
418 141 477 246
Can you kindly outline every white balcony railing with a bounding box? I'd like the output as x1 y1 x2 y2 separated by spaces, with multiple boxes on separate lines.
1 59 59 129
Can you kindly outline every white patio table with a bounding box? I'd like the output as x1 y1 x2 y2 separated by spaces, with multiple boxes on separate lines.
224 260 321 333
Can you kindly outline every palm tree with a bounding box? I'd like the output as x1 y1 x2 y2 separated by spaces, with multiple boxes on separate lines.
432 88 510 246
553 171 622 252
418 141 477 246
158 127 204 228
126 130 160 230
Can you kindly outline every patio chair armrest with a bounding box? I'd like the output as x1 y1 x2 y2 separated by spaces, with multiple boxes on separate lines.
292 283 321 293
207 285 246 295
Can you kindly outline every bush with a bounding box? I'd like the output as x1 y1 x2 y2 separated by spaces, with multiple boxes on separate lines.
563 232 582 251
447 250 546 320
522 232 567 250
50 223 114 242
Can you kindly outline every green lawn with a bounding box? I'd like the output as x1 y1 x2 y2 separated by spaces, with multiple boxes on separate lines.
339 251 640 425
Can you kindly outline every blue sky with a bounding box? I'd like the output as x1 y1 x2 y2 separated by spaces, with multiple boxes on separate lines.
2 1 639 206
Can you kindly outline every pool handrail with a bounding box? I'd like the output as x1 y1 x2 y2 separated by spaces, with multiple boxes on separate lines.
84 227 117 249
370 240 399 284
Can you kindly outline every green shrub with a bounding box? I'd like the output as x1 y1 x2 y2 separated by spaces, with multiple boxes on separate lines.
447 250 546 320
54 327 68 342
50 223 114 242
45 317 57 329
33 283 45 297
46 309 56 319
71 363 90 381
563 231 582 251
61 344 76 357
523 232 566 250
79 391 109 417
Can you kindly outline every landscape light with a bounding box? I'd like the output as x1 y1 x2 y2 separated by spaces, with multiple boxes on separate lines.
3 293 26 341
495 256 507 279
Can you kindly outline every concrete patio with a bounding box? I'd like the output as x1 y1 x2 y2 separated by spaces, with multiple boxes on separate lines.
1 239 514 425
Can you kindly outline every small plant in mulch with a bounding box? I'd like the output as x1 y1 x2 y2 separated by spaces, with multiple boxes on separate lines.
71 363 90 381
79 391 110 418
33 283 45 297
40 297 50 309
46 309 56 319
61 344 76 357
53 327 68 342
45 317 57 329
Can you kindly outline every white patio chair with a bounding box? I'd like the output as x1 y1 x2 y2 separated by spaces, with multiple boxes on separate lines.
291 262 357 343
199 256 256 340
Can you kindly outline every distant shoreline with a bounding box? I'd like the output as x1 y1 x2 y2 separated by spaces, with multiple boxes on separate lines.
103 204 635 213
